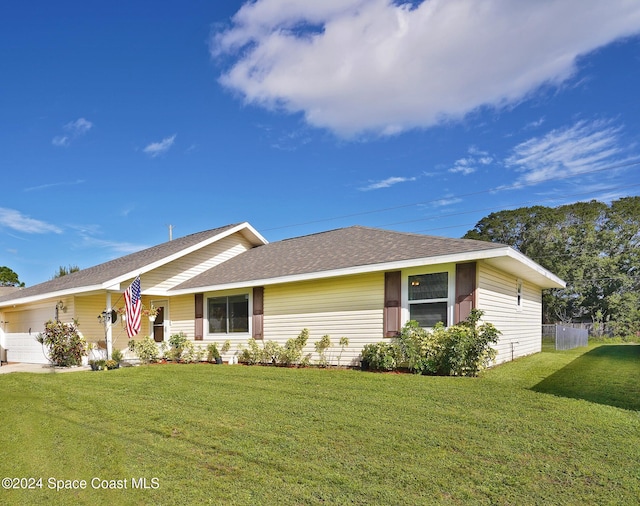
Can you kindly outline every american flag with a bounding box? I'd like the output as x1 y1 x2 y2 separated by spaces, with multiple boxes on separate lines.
124 276 142 338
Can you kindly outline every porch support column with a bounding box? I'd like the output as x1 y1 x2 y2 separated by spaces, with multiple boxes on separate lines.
106 292 113 360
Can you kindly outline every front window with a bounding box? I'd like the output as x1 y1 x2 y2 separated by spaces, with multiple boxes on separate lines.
208 294 249 334
409 272 448 327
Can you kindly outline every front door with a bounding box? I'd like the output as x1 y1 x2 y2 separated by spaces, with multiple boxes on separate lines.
152 300 168 342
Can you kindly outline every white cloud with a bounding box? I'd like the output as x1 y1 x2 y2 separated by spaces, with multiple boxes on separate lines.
505 119 629 186
66 118 92 135
432 197 463 207
213 0 640 138
51 135 70 147
52 117 93 147
448 148 493 175
359 175 416 191
24 179 85 192
143 134 176 157
80 235 149 255
0 208 62 234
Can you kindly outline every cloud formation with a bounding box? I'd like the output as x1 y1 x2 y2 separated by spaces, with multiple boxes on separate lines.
359 176 416 191
52 117 93 147
505 120 629 186
143 134 176 157
213 0 640 138
0 208 62 234
449 149 493 176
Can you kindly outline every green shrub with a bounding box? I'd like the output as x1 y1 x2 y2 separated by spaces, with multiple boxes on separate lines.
279 329 309 366
361 342 398 371
361 310 500 377
337 337 349 366
207 342 221 362
168 332 188 361
111 348 124 363
262 340 282 364
238 338 263 365
314 334 332 367
239 329 311 367
36 319 87 367
181 342 203 363
127 336 159 364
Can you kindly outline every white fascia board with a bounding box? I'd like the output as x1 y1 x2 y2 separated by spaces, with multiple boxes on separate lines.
169 246 560 295
0 285 107 308
504 248 566 288
105 222 268 288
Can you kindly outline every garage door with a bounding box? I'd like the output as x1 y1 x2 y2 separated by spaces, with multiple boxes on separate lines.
3 308 54 364
4 332 50 364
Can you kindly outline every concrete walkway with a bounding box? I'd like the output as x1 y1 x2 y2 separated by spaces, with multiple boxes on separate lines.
0 363 92 374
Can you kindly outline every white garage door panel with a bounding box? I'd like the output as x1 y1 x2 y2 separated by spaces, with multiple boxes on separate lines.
4 333 49 364
3 308 54 364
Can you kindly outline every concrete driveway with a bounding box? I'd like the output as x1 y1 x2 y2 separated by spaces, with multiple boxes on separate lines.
0 363 91 374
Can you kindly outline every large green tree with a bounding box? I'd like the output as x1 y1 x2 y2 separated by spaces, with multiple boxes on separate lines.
464 197 640 335
0 266 25 287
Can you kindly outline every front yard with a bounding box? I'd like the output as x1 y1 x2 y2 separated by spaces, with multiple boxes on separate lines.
0 344 638 505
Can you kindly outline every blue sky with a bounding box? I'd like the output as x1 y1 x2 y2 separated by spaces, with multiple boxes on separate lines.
2 0 640 287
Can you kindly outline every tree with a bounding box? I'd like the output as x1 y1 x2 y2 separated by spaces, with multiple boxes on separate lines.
52 264 80 279
0 266 25 287
464 197 640 335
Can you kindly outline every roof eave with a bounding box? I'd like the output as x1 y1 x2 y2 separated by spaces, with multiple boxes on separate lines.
0 284 107 308
169 246 565 294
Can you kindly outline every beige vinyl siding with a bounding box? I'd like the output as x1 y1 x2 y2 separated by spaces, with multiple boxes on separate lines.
477 262 542 364
162 295 194 339
141 234 254 292
263 272 384 366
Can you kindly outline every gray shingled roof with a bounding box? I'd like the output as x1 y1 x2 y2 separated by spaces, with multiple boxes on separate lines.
174 226 505 290
0 224 240 303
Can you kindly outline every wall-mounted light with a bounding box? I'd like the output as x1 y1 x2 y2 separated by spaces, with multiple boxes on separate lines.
56 300 67 313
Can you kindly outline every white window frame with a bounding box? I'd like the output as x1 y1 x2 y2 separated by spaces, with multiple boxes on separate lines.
402 265 455 328
205 289 252 337
516 279 523 311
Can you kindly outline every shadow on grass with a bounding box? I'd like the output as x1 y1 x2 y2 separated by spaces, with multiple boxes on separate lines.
532 345 640 411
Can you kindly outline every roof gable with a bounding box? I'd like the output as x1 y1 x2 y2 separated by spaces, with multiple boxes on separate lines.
0 223 267 305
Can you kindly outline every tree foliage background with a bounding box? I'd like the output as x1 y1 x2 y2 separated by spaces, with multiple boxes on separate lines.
464 197 640 335
0 266 24 287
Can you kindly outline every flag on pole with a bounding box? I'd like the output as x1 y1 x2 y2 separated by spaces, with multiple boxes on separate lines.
124 276 142 338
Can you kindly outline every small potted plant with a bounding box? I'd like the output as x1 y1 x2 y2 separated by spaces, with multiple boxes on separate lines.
207 343 222 364
105 359 119 370
89 359 107 371
111 348 123 367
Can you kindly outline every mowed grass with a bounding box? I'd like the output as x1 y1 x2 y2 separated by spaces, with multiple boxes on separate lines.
0 344 638 505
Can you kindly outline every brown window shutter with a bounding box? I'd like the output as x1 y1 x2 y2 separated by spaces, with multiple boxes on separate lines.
195 293 204 341
384 271 401 337
252 286 264 340
455 262 476 324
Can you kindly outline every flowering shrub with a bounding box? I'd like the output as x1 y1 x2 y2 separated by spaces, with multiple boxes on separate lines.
36 319 87 367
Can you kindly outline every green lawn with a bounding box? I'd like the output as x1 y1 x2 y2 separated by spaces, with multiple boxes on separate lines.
0 344 638 505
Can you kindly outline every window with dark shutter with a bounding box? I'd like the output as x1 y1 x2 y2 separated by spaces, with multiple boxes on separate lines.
252 286 264 340
195 293 204 340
